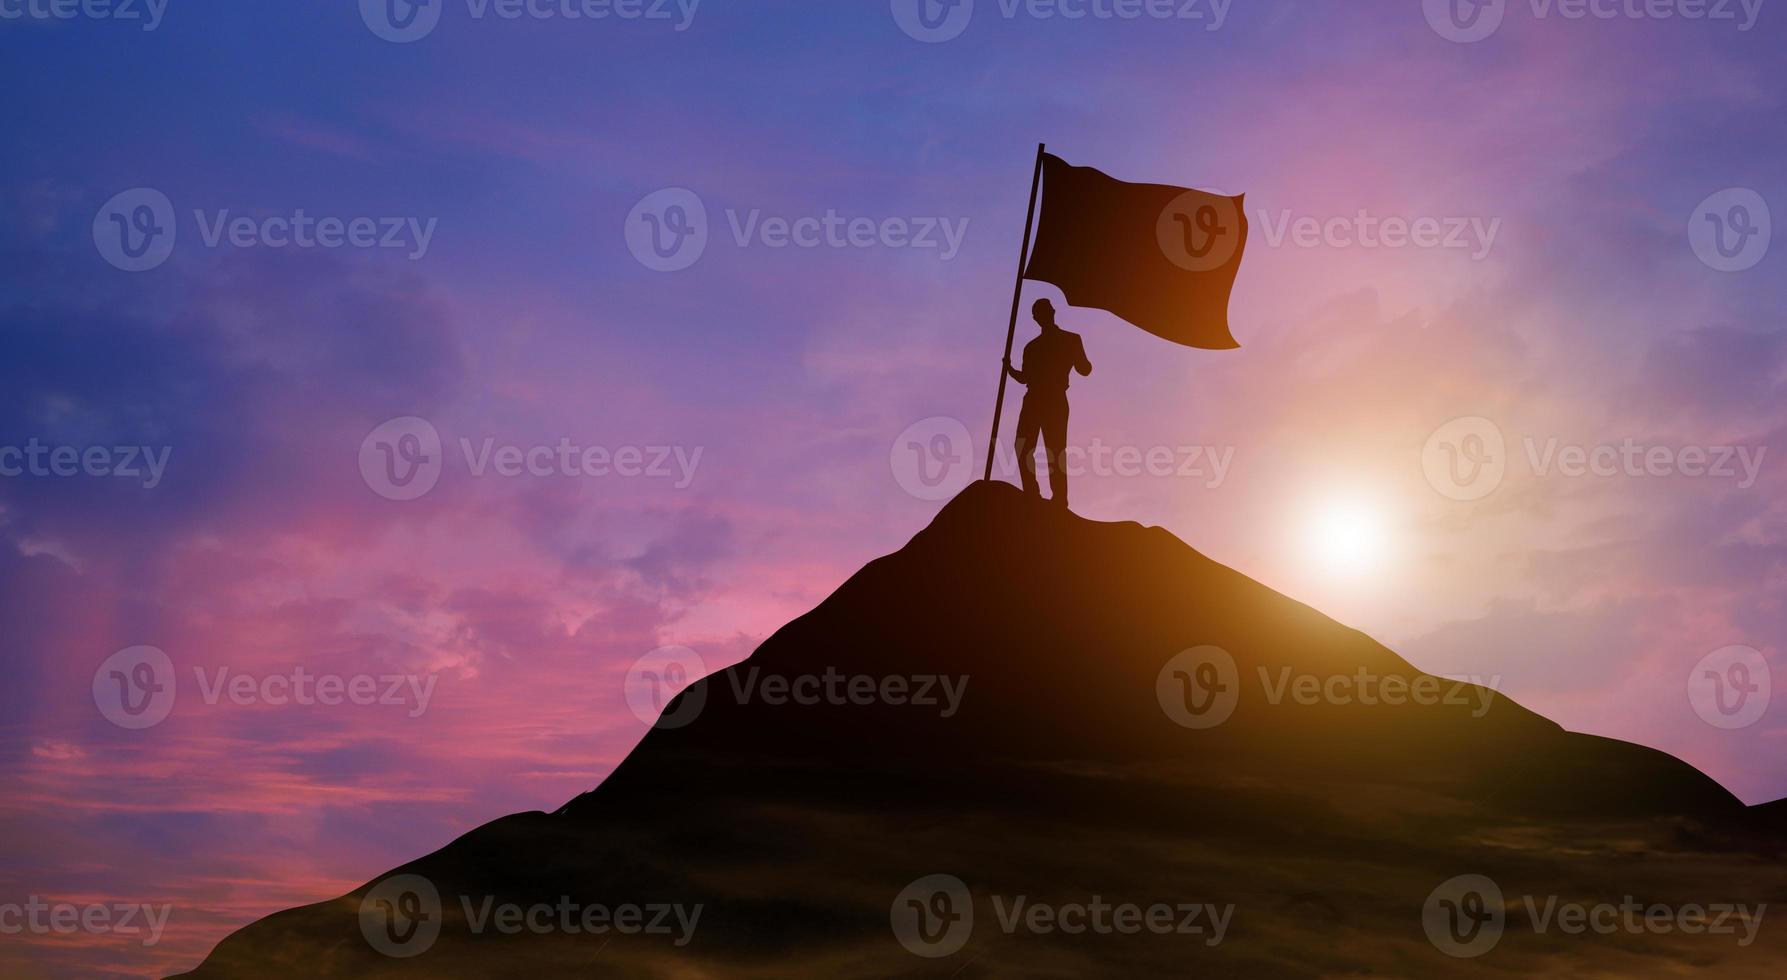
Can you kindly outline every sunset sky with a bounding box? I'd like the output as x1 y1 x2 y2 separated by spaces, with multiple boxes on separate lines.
2 1 1784 975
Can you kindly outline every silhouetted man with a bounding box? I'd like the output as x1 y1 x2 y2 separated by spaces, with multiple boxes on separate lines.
1004 298 1091 508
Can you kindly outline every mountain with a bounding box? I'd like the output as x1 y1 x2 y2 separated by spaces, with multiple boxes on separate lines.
177 482 1787 977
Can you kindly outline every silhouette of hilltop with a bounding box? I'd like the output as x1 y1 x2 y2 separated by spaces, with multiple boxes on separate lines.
178 482 1787 978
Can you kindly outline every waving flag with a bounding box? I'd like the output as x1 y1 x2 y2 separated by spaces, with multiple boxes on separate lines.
983 145 1248 480
1021 153 1247 350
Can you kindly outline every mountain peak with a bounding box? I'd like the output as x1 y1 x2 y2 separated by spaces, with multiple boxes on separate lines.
180 485 1772 979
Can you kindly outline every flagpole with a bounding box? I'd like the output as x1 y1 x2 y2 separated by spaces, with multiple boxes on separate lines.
984 141 1047 483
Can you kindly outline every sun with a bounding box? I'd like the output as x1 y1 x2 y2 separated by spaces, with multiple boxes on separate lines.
1306 497 1389 577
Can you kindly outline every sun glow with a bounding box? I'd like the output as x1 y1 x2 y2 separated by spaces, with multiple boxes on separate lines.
1305 497 1389 577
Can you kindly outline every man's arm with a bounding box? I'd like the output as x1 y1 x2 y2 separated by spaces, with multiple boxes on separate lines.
1074 336 1092 377
1004 357 1028 385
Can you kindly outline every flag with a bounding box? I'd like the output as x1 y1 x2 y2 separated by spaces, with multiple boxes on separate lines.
1022 153 1247 350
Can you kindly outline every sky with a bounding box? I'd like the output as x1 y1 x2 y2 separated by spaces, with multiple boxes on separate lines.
1 0 1784 975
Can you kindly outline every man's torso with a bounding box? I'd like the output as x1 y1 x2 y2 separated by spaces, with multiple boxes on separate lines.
1021 330 1085 394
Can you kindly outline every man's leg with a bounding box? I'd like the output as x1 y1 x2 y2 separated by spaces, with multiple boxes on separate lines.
1014 397 1042 496
1042 399 1069 507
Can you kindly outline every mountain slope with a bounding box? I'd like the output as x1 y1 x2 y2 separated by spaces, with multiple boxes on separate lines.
178 482 1785 978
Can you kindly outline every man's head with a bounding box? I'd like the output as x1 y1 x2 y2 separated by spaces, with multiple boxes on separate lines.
1032 298 1058 330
